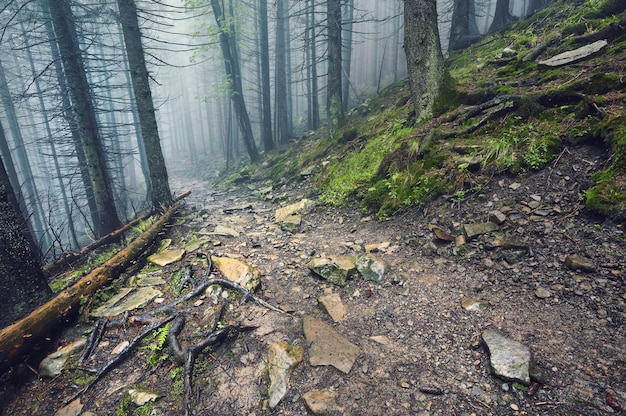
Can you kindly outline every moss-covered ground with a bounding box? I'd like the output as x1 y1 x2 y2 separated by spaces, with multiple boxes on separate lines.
217 0 626 221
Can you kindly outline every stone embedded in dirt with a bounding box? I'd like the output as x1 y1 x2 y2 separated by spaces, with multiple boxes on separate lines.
275 199 316 223
488 210 507 225
318 292 347 322
128 273 166 287
91 287 162 317
455 234 466 247
213 224 240 237
279 214 301 233
482 329 537 385
128 389 160 406
538 39 608 68
111 340 130 355
487 237 528 250
461 297 489 312
509 182 522 190
463 222 499 239
564 254 596 272
54 398 83 416
212 256 261 291
39 338 87 377
535 287 552 299
355 253 390 282
267 341 305 408
307 256 358 287
364 241 390 253
302 389 344 415
303 316 360 374
429 224 456 241
369 335 393 345
147 248 185 266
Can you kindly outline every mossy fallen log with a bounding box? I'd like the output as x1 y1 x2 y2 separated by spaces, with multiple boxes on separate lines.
0 192 190 374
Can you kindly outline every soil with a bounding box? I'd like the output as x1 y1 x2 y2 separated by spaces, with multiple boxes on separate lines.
1 144 625 416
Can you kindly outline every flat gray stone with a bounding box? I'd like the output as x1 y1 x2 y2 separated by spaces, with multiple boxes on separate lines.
463 222 499 239
40 339 87 377
318 292 347 322
275 199 316 223
307 256 358 287
303 316 360 373
91 287 162 317
564 254 596 272
355 254 389 282
538 40 608 67
482 329 534 385
302 389 344 415
267 341 304 408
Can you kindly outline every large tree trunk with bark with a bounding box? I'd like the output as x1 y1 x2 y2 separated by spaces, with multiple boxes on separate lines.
275 0 290 144
210 0 259 162
0 153 52 330
48 0 121 237
449 0 482 51
403 0 449 121
488 0 516 33
0 194 187 374
327 0 344 132
117 0 172 208
259 0 273 151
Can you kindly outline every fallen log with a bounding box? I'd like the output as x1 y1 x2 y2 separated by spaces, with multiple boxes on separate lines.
0 192 190 374
43 190 192 277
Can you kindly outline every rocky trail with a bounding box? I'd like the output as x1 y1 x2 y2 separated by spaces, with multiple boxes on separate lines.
2 144 626 416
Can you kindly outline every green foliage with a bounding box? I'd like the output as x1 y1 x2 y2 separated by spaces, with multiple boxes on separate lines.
142 323 172 367
115 391 155 416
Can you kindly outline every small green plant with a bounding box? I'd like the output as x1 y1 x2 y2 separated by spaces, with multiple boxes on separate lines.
142 323 172 367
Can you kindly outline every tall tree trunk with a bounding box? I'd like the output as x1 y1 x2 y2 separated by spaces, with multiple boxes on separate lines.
42 2 101 234
342 0 354 111
275 0 290 143
403 0 449 121
48 0 121 237
258 0 273 151
488 0 516 33
0 59 46 250
210 0 259 162
308 0 320 130
0 147 52 329
449 0 481 51
327 0 344 132
117 0 172 208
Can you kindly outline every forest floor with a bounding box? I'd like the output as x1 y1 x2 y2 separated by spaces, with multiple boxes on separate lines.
1 143 625 416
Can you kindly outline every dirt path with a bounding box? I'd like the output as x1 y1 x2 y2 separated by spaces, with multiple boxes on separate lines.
2 145 625 415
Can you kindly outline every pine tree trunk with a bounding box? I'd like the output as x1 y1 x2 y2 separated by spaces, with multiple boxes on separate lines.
327 0 345 132
48 0 121 237
259 0 274 151
275 0 290 143
403 0 448 121
117 0 172 208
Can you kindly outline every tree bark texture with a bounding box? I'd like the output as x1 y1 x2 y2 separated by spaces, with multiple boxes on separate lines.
259 0 273 151
117 0 172 208
449 0 481 51
488 0 516 33
403 0 448 121
0 154 52 330
327 0 345 132
48 0 121 237
210 0 259 162
275 0 290 143
0 196 184 374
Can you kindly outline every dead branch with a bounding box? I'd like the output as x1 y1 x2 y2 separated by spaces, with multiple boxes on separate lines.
79 319 107 364
0 195 188 375
66 314 176 405
523 33 562 62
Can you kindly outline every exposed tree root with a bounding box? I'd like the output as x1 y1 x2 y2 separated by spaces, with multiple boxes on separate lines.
79 319 107 364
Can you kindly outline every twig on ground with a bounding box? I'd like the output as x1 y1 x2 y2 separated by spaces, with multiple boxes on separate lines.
78 319 107 364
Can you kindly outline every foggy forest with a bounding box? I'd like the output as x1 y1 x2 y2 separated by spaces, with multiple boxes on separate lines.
0 0 545 261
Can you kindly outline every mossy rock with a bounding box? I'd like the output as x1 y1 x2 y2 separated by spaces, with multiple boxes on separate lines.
585 170 626 219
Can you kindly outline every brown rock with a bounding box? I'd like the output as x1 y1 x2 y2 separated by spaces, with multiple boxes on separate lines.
303 316 360 373
302 389 344 415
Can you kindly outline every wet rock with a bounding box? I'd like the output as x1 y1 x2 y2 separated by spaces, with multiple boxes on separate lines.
461 297 489 312
147 248 185 266
128 389 160 406
302 389 344 415
213 224 240 237
91 287 162 317
280 214 301 233
212 256 261 291
488 210 507 225
463 222 499 239
267 341 304 408
54 398 83 416
355 254 389 282
307 256 358 287
482 329 537 385
128 273 166 287
429 224 456 242
303 316 360 373
275 199 316 223
365 241 390 252
564 254 596 272
538 40 608 68
40 339 87 377
535 287 552 299
318 292 347 322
